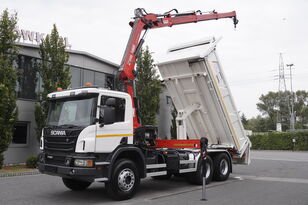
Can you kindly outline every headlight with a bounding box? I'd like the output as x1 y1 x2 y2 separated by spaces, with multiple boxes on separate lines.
74 159 94 167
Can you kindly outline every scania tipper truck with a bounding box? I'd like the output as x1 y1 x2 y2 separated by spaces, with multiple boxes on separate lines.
37 8 250 200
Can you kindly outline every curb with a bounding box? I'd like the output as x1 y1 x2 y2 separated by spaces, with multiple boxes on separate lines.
0 170 41 178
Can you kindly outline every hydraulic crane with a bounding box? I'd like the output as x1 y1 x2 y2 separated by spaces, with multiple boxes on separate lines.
118 8 238 128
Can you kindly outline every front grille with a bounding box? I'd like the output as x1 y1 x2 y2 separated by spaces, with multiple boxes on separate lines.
43 128 83 153
44 136 77 152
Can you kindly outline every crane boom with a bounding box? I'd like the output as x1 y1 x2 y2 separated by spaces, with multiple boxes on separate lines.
118 8 238 129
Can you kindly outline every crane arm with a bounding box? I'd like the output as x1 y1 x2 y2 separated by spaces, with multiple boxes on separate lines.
118 8 238 129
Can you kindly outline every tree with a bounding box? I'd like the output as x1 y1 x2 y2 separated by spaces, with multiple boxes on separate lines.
245 116 274 132
294 90 308 128
257 91 290 131
256 90 308 131
136 46 162 125
0 9 19 168
256 91 279 125
35 24 70 141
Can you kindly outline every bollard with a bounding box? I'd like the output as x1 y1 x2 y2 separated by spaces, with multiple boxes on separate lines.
200 137 208 201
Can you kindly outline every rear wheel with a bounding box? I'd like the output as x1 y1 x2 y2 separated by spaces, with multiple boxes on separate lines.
105 159 140 200
213 153 231 181
62 178 92 191
188 155 213 185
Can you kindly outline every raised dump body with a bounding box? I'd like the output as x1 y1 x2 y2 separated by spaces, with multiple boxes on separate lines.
156 37 251 161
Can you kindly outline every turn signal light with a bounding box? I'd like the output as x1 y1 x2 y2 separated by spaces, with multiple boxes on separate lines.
87 160 93 167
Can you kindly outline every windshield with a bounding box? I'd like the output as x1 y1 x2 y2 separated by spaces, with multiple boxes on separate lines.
47 96 98 127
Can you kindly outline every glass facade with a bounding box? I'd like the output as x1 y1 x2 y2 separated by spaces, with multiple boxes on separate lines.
16 55 115 100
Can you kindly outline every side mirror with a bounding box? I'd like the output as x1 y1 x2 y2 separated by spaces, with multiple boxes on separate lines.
99 106 115 126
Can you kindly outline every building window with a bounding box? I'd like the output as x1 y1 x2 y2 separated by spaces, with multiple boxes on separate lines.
12 122 28 144
16 55 39 99
94 72 105 88
70 67 82 88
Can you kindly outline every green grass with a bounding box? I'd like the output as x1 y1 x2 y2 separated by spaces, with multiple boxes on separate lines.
0 164 37 174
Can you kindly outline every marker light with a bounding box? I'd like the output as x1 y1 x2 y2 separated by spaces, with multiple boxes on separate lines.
57 87 62 91
85 82 92 86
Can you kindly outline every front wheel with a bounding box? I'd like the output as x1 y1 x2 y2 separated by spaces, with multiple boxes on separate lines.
105 159 140 200
62 178 92 191
213 153 231 181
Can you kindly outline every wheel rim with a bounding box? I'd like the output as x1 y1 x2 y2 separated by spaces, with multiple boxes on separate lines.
220 159 229 176
118 168 135 192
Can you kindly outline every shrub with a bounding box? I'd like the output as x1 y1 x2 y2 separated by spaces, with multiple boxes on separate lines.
249 132 308 150
26 155 38 168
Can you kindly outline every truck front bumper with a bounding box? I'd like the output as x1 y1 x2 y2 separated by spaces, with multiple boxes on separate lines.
38 161 109 182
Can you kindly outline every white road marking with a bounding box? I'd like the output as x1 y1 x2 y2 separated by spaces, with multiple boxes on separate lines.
251 157 308 163
233 176 244 180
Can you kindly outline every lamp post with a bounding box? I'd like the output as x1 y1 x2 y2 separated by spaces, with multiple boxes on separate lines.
286 63 295 131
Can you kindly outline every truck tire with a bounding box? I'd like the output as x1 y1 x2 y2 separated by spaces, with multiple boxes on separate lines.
105 159 140 200
188 155 213 185
213 153 231 181
62 178 92 191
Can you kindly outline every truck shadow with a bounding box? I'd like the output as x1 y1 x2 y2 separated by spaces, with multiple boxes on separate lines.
48 176 197 204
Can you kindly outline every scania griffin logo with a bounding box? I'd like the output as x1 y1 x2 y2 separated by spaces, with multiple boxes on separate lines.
50 130 66 136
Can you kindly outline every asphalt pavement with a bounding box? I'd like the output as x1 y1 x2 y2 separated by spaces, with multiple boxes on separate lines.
0 150 307 205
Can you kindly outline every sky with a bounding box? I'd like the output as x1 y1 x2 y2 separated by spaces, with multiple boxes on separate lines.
2 0 308 118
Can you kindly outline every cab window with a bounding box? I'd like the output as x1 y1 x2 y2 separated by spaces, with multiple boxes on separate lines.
101 96 125 122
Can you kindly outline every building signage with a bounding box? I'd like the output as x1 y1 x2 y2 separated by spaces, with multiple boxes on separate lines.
16 29 71 48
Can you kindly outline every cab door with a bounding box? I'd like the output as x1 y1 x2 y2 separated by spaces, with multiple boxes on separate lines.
95 95 133 153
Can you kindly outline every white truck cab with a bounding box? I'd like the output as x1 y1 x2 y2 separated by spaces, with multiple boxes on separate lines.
42 87 134 154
